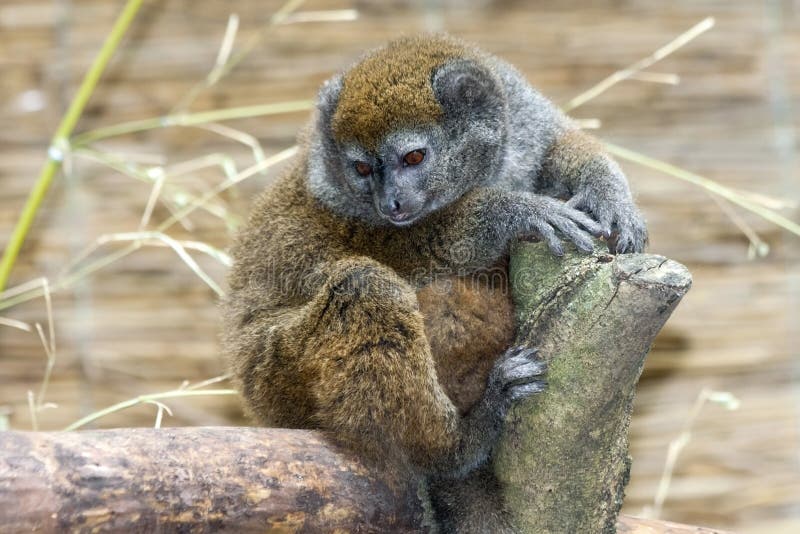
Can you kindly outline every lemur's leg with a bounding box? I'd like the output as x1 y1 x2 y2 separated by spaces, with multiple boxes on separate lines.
429 464 515 534
229 256 545 478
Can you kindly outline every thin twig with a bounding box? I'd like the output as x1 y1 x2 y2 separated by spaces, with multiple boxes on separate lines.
707 193 770 259
72 100 313 146
563 17 714 111
63 389 237 431
171 0 308 114
644 389 739 519
606 142 800 237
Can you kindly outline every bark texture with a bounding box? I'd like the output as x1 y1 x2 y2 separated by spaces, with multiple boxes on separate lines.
0 243 696 533
0 427 424 533
0 429 729 534
494 242 692 533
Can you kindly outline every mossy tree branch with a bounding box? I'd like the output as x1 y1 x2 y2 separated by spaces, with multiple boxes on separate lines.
494 241 692 533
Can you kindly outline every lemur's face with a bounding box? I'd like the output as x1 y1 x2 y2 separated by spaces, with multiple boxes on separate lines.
339 126 453 227
310 36 508 227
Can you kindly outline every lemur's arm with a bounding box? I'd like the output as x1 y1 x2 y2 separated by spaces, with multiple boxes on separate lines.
405 188 604 274
539 126 648 253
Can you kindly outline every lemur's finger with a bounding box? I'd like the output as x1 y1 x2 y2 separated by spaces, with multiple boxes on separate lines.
565 207 604 237
501 347 541 366
500 354 535 373
592 206 615 238
534 222 563 256
508 381 547 401
615 224 647 254
553 217 595 253
613 210 648 254
565 190 586 209
502 362 547 386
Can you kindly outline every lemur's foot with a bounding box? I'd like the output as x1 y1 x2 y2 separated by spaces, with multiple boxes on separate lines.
488 345 547 404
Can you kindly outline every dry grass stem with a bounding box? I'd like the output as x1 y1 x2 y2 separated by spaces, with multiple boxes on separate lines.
154 145 299 233
627 72 681 85
210 14 240 84
643 388 740 519
182 373 234 391
170 1 359 114
563 17 714 111
606 142 800 237
146 400 173 429
26 391 37 432
0 317 32 332
63 388 238 431
72 100 313 146
139 168 166 231
34 279 56 409
730 188 798 211
192 123 267 171
0 146 296 311
574 118 602 129
280 9 359 24
707 194 770 259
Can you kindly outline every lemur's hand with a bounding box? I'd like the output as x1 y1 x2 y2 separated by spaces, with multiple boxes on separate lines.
566 187 648 254
519 194 604 256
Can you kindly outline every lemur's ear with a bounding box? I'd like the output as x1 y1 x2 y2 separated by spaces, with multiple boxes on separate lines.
432 59 503 121
316 73 344 132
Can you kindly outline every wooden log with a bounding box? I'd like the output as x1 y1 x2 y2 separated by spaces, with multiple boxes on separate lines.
0 428 730 533
0 427 423 533
493 242 692 533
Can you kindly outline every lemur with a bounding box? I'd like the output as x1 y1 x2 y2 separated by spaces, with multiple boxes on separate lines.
223 34 647 532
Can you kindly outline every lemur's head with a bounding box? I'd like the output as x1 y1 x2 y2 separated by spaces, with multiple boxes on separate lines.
308 35 508 227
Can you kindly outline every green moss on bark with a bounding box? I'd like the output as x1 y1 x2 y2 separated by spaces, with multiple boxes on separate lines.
494 241 691 533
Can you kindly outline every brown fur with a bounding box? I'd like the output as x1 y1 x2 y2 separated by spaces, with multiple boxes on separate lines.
223 157 515 471
544 129 605 180
332 35 474 151
225 34 646 531
417 268 514 414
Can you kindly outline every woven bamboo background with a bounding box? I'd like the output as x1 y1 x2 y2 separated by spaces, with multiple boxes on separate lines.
1 1 798 532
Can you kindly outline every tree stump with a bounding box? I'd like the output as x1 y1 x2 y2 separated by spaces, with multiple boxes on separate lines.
494 241 692 533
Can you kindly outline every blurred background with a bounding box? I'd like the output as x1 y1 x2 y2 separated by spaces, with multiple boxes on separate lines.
1 0 798 532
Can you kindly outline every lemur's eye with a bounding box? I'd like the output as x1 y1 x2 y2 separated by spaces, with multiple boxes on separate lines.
403 149 426 166
354 161 372 177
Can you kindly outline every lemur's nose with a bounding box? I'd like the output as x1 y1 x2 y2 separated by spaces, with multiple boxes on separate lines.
389 198 402 215
384 194 409 222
